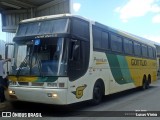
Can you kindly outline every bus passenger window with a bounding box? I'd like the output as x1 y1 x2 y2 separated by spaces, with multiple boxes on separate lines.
111 34 122 52
142 45 148 57
124 38 133 54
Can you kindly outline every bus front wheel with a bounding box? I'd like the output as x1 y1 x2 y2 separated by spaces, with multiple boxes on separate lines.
92 81 103 105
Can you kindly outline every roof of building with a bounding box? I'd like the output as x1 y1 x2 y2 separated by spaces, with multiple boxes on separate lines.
0 0 53 11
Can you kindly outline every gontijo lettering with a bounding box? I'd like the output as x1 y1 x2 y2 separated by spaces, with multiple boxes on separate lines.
131 59 147 66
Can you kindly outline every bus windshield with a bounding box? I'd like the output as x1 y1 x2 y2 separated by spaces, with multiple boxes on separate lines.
11 38 67 76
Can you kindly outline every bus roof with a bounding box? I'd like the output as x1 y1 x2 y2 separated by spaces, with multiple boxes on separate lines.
20 14 156 48
20 14 90 23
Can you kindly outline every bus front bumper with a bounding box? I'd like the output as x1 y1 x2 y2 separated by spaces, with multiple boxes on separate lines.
8 87 67 105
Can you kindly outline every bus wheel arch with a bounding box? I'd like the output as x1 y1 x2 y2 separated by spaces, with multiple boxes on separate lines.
91 79 105 105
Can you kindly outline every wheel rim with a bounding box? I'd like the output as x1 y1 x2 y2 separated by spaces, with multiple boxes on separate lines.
93 85 102 103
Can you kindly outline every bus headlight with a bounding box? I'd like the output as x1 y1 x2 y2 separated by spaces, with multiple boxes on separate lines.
47 93 58 98
52 93 58 97
9 90 15 95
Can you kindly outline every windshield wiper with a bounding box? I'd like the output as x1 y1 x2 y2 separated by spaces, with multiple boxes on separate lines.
16 55 29 76
34 54 42 76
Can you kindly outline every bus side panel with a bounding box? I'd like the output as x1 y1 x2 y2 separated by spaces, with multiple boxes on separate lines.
66 53 157 104
106 54 135 93
67 52 111 104
126 56 157 86
106 54 156 93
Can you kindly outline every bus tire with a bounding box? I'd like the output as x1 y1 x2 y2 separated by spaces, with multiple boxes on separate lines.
146 81 149 89
142 81 146 90
146 75 151 89
91 80 103 105
141 76 148 90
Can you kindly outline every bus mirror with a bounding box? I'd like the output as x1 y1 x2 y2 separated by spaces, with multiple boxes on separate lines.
70 40 80 61
5 43 15 74
5 45 8 59
5 43 14 59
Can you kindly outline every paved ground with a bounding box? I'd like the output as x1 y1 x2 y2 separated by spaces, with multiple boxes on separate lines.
0 91 12 111
0 80 160 120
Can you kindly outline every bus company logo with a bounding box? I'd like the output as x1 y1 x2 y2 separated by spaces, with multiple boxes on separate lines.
35 34 54 39
72 84 87 99
131 59 147 66
94 57 107 65
2 112 11 117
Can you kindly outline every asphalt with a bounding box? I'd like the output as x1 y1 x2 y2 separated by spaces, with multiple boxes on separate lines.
0 90 12 111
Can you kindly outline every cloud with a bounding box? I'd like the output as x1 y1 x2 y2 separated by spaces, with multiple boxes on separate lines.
150 4 160 12
143 35 160 43
115 0 160 22
73 3 81 12
152 14 160 23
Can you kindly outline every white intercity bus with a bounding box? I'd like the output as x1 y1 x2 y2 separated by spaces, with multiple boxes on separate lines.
7 14 157 105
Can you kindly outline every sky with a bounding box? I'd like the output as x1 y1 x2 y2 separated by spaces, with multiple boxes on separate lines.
72 0 160 43
0 0 160 43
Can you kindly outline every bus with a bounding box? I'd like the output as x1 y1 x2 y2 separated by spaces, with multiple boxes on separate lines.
7 14 157 105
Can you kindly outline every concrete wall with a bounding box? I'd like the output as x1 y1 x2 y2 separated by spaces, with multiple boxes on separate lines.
1 0 70 33
36 0 70 16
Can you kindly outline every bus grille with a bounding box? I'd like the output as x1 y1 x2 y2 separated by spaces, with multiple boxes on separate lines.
18 82 29 86
31 82 44 86
17 82 44 87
